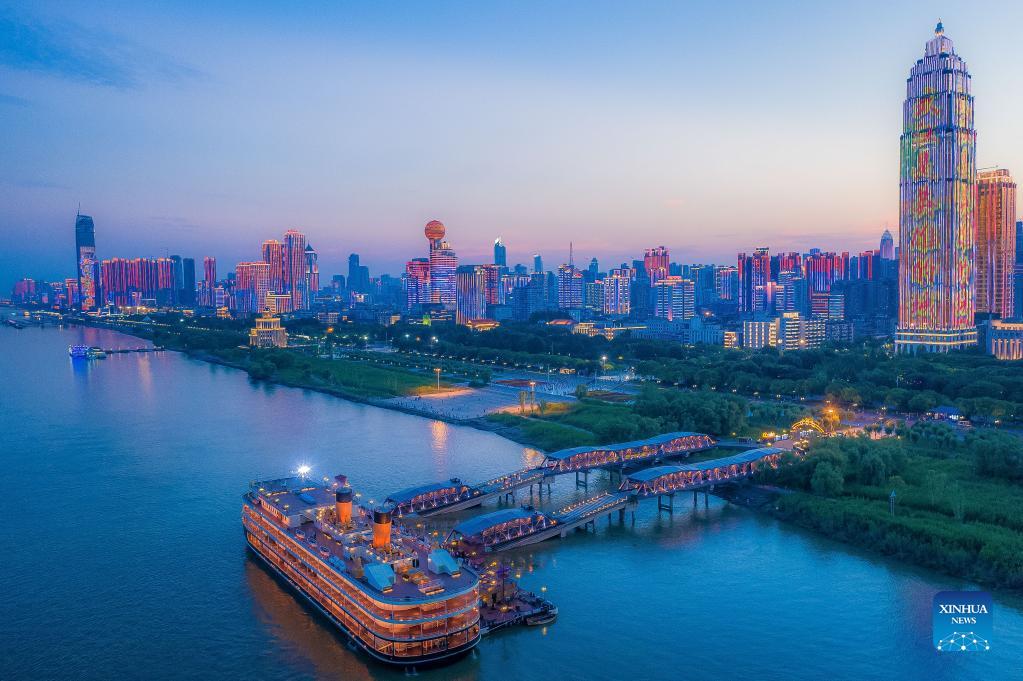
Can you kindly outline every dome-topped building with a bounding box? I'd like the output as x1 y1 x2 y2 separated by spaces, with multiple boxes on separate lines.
423 219 457 308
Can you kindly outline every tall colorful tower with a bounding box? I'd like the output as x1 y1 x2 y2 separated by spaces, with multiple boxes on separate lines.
74 213 99 311
896 22 977 352
976 168 1017 318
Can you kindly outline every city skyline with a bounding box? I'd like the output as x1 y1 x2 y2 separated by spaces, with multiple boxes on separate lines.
4 4 1023 290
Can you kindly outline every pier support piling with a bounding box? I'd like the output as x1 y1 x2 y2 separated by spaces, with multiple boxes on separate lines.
575 470 589 490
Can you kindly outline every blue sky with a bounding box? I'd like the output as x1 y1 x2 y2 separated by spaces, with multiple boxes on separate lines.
1 1 1021 290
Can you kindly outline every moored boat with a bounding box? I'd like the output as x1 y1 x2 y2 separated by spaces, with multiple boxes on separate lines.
242 474 481 666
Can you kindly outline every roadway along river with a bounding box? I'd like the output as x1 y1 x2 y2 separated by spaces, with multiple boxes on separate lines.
2 320 1021 680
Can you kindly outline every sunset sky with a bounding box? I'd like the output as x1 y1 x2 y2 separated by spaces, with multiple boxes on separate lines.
2 1 1021 290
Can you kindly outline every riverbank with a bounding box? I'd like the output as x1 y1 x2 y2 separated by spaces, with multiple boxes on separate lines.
55 316 1023 591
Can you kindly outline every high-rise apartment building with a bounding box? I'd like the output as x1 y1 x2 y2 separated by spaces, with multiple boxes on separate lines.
653 277 695 321
262 240 285 294
557 264 583 309
714 266 738 302
202 257 217 307
304 244 319 308
404 258 431 311
235 261 272 314
100 257 174 307
603 268 631 316
644 246 670 286
282 229 307 309
1014 220 1023 319
455 265 488 324
738 248 769 313
976 168 1016 317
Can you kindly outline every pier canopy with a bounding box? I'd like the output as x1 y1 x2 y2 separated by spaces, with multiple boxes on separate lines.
386 479 479 516
447 507 551 548
541 432 715 473
619 447 783 497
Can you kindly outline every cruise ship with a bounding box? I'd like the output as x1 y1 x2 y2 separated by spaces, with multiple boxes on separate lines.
242 474 481 665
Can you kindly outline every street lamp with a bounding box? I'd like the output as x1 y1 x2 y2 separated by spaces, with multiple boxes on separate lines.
434 367 441 390
529 380 536 411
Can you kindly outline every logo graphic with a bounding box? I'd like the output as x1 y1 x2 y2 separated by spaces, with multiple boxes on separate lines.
933 591 992 652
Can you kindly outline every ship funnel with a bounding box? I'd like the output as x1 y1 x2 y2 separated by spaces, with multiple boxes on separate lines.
335 488 353 525
372 508 392 549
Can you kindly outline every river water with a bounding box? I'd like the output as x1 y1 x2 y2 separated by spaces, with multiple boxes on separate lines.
2 320 1020 680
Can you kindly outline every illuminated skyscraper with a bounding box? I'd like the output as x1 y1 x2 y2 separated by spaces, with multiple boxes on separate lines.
557 264 583 309
235 261 271 314
533 254 543 274
74 213 99 310
737 248 769 313
897 23 977 352
282 229 307 309
455 265 488 324
644 246 670 286
804 251 848 317
261 240 285 293
202 256 217 307
976 168 1016 318
480 264 501 305
99 257 175 307
880 229 895 260
425 220 457 308
603 268 631 316
304 244 319 308
714 266 738 302
1014 220 1023 319
404 258 431 311
653 277 695 321
493 237 507 268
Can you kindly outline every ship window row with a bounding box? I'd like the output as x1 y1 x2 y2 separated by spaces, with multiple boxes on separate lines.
247 527 479 647
247 529 480 658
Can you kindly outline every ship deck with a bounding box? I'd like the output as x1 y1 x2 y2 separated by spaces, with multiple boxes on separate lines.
246 484 477 604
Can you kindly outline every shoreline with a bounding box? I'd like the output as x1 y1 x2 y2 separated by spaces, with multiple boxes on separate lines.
37 316 1023 592
68 317 552 451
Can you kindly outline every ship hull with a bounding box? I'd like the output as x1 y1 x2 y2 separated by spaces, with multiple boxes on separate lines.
245 534 480 667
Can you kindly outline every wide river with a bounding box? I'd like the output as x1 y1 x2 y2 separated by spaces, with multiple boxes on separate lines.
2 320 1021 680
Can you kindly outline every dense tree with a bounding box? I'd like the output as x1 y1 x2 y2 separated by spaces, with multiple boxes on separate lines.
811 462 844 497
